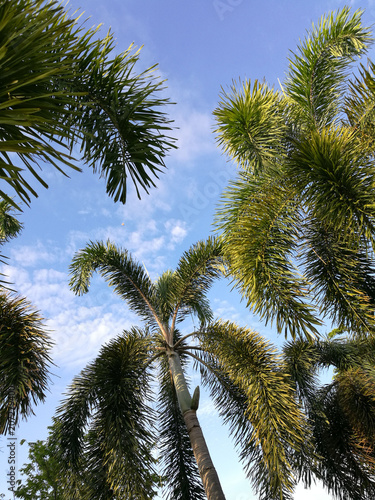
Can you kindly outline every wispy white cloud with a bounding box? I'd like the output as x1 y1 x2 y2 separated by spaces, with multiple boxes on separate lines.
171 109 216 163
49 306 139 367
9 240 63 267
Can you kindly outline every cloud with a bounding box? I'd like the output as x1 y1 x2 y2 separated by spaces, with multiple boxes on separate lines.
171 109 217 163
49 306 139 368
9 240 63 267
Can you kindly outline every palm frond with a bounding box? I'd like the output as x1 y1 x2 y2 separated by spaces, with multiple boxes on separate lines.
345 60 375 145
285 7 372 128
65 35 176 204
0 0 84 207
171 237 223 329
0 1 175 208
69 240 163 332
309 382 375 500
301 216 375 336
52 328 157 496
214 79 287 173
0 292 52 434
199 320 312 500
216 170 321 339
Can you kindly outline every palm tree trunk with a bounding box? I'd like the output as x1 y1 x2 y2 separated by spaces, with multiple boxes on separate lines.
167 350 226 500
183 408 226 500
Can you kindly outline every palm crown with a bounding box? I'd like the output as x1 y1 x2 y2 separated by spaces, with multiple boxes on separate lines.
214 7 375 340
0 0 175 208
51 238 309 500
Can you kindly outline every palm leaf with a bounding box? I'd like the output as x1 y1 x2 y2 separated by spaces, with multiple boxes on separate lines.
214 79 287 173
216 170 321 339
199 320 311 500
69 240 164 333
285 7 372 129
0 1 176 208
52 328 157 497
0 292 52 434
171 237 223 330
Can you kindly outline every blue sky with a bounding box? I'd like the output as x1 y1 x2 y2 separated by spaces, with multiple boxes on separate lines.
1 0 374 498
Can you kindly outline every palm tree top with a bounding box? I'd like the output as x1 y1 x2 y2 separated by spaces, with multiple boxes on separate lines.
69 237 223 345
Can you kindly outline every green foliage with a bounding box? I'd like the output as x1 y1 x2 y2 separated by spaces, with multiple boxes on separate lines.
283 337 375 499
15 438 65 499
56 236 316 500
199 320 311 500
0 0 175 208
52 328 158 499
0 293 51 434
214 7 375 340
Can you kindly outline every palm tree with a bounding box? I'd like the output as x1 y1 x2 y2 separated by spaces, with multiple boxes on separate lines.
51 238 308 500
213 7 375 341
283 335 375 500
0 0 175 209
0 0 175 435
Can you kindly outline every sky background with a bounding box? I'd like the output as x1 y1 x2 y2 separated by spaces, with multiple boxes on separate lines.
1 0 375 499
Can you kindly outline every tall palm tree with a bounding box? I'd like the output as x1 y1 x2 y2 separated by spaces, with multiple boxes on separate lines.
283 335 375 500
213 7 375 341
0 0 175 209
52 238 308 500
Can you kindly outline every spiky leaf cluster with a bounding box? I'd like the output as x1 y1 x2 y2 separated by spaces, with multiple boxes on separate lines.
0 0 175 208
283 337 375 499
214 7 375 340
0 292 52 434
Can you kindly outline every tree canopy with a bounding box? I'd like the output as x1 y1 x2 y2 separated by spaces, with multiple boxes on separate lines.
214 7 375 340
0 0 175 208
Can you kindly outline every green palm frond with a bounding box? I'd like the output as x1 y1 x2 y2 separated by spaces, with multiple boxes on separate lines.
200 320 311 500
67 39 175 204
288 127 375 238
345 60 375 143
214 7 375 341
0 199 22 244
302 218 375 335
0 292 52 434
214 80 287 173
170 237 223 329
157 352 205 500
285 7 372 129
52 328 157 496
0 0 84 206
216 170 321 339
282 339 320 402
0 0 175 208
69 240 163 332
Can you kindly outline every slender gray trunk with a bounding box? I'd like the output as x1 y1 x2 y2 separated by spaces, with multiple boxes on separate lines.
167 350 226 500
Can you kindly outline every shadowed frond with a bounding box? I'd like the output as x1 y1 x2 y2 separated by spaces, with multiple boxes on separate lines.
157 351 205 500
0 292 52 434
52 328 157 497
283 337 375 499
66 38 176 204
